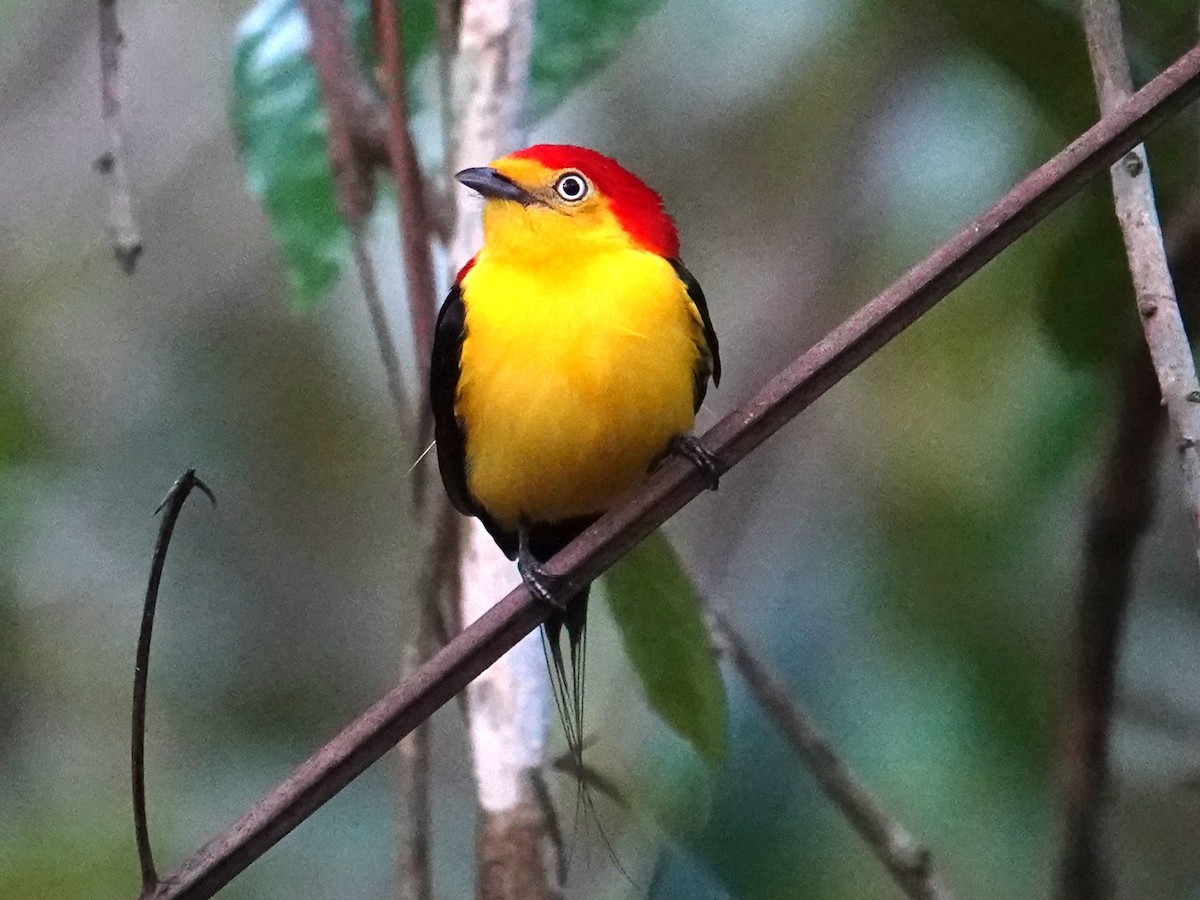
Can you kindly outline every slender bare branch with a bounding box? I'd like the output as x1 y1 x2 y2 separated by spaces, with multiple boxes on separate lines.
707 610 956 900
301 0 375 225
1057 347 1162 900
433 0 464 241
374 0 439 412
1055 187 1200 900
305 6 452 897
396 647 433 900
394 501 463 900
132 470 215 895
350 226 434 900
350 230 416 431
1057 9 1200 894
374 3 464 895
97 0 142 273
302 0 416 434
138 45 1200 900
1081 0 1200 568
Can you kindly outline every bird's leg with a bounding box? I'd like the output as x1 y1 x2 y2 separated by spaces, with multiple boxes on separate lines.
518 525 569 611
664 433 723 490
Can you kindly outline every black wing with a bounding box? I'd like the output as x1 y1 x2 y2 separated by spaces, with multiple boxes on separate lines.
670 258 721 411
429 281 520 558
430 282 474 517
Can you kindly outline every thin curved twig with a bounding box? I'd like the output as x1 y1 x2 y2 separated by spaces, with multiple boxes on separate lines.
132 470 215 894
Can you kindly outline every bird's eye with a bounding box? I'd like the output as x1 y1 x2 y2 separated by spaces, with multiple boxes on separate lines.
554 172 589 202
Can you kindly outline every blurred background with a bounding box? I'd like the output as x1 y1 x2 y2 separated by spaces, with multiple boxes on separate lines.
3 0 1200 897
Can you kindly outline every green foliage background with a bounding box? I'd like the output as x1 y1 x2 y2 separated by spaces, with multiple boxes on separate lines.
2 0 1200 897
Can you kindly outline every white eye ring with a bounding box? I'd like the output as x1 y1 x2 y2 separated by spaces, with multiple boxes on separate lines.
554 172 589 202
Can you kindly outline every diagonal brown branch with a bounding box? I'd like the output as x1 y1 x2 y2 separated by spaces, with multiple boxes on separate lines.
1082 0 1200 568
137 43 1200 900
707 610 957 900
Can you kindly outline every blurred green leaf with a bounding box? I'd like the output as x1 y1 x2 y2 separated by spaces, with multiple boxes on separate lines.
915 0 1095 136
0 814 137 898
232 0 665 309
602 532 727 766
231 0 378 310
1040 193 1137 368
892 0 1198 367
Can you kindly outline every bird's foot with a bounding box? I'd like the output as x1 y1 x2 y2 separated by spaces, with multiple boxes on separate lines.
666 434 723 491
518 528 568 611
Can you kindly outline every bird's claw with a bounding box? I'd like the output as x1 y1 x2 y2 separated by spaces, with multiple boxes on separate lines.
666 434 723 490
518 530 569 611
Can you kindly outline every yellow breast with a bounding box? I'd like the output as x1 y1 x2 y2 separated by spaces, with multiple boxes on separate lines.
457 244 702 528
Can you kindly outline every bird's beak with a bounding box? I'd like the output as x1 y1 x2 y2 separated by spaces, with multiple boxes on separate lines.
455 167 540 206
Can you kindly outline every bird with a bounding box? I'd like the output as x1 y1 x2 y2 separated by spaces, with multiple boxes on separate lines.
430 143 721 782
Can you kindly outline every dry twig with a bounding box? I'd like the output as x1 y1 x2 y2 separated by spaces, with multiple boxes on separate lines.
374 0 439 409
707 611 956 900
1081 0 1200 568
1053 8 1200 898
307 6 454 897
1055 191 1200 900
137 42 1200 900
396 646 433 900
1057 344 1162 900
97 0 142 273
302 0 416 437
300 0 375 225
350 231 416 431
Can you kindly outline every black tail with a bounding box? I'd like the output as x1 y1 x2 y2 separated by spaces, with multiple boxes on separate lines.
524 518 631 882
542 589 633 886
543 588 589 809
525 515 595 785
